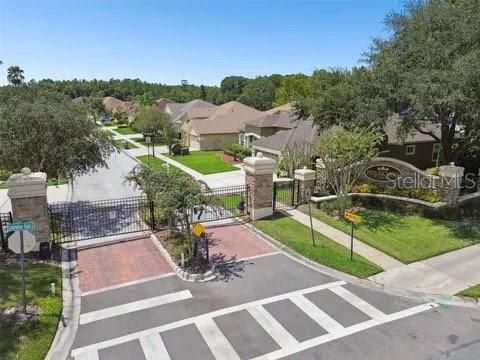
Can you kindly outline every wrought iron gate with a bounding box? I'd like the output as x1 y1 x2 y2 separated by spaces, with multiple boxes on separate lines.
49 196 152 243
0 212 13 249
273 179 299 210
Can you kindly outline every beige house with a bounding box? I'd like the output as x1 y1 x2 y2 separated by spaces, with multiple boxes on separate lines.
181 101 262 150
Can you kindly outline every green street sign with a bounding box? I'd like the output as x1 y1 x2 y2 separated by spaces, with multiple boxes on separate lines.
7 222 36 233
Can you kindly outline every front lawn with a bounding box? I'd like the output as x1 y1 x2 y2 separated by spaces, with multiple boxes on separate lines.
0 263 62 360
136 155 183 174
166 151 238 175
299 205 480 264
114 140 138 149
254 214 382 278
456 284 480 299
113 126 138 136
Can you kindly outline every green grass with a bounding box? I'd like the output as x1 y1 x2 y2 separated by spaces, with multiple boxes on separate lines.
0 263 62 360
254 214 382 278
299 205 480 264
102 121 116 127
114 140 138 149
166 151 237 175
456 284 480 299
113 126 138 135
136 155 167 170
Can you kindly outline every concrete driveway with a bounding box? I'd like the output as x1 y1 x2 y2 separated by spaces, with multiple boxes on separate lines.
67 225 480 360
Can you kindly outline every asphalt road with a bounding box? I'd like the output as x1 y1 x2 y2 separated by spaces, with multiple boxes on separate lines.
72 151 141 202
69 252 480 360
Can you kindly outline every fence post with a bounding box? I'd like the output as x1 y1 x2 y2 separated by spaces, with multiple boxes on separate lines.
295 167 317 205
273 182 277 211
149 200 156 230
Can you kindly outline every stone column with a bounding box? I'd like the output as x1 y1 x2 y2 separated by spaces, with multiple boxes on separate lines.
7 168 50 249
295 166 316 204
243 152 276 220
315 158 327 191
438 163 464 205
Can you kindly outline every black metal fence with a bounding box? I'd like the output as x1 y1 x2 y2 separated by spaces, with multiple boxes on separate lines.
273 180 299 210
0 212 13 249
49 196 152 243
191 185 248 223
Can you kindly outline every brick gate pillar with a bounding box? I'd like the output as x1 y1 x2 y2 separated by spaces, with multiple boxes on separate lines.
438 163 464 205
295 166 316 204
7 168 50 249
243 152 276 220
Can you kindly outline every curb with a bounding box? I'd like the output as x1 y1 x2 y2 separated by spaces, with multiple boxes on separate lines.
45 244 81 360
243 221 480 309
150 233 217 282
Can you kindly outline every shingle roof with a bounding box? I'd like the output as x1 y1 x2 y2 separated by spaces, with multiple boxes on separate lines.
168 99 217 127
154 97 176 110
182 101 262 135
244 108 298 129
252 120 318 153
384 114 441 145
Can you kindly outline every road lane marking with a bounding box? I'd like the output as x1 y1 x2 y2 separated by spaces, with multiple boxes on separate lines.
139 333 171 360
247 305 299 348
81 272 176 296
329 286 386 320
71 281 346 357
251 302 439 360
290 294 344 332
80 290 193 324
196 317 241 360
73 350 99 360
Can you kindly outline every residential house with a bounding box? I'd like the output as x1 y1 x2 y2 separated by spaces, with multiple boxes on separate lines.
382 114 442 170
153 97 176 111
165 99 217 131
102 96 137 120
181 101 262 150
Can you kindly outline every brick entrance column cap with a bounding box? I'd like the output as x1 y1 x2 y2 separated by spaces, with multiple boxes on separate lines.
294 166 316 181
7 168 47 199
243 152 276 175
316 158 326 169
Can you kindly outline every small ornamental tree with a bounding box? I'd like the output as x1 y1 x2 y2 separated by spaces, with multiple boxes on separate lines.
315 126 382 214
125 165 202 256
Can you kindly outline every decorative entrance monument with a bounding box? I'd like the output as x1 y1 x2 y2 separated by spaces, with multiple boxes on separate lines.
7 168 50 250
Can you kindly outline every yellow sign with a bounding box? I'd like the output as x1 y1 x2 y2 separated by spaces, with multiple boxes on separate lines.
344 211 362 223
192 223 205 237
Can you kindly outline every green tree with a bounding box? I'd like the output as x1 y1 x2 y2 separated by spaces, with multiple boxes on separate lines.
7 66 25 86
199 85 207 100
273 74 312 107
0 88 115 180
315 126 382 214
133 106 169 135
220 76 250 102
365 0 480 163
133 92 155 106
237 77 276 110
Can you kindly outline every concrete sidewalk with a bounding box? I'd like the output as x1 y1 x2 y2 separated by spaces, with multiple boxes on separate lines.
370 244 480 295
281 208 403 271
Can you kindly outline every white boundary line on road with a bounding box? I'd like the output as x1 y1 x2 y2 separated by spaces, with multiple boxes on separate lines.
250 302 439 360
71 281 346 357
290 294 344 333
329 285 386 320
80 290 193 325
81 272 176 297
139 333 171 360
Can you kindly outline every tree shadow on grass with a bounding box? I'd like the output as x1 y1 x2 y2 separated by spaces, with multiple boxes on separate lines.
356 210 407 234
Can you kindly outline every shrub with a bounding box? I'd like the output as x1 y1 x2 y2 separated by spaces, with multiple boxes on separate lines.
425 167 439 176
225 143 251 159
352 183 376 193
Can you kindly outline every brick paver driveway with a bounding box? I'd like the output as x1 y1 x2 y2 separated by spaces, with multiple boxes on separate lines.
77 237 173 294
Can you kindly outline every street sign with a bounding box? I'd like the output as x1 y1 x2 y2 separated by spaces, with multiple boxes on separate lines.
192 223 205 237
8 231 36 254
7 221 36 232
344 212 362 223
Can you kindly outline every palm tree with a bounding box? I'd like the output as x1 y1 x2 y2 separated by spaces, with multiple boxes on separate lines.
7 66 25 86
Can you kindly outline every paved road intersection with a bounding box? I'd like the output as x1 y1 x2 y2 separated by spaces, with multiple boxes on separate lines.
69 244 480 360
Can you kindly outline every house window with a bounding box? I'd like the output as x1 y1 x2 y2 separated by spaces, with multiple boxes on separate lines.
405 144 416 156
432 143 442 162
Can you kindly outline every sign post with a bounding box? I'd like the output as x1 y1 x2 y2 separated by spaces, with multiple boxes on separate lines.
7 221 36 313
192 223 208 262
146 136 151 163
344 212 361 261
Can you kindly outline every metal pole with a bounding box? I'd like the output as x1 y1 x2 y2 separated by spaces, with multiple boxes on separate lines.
20 230 27 313
308 200 315 247
152 134 156 158
350 222 354 261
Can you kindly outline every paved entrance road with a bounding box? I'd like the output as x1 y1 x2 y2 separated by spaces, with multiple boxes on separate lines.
72 151 141 201
69 252 480 360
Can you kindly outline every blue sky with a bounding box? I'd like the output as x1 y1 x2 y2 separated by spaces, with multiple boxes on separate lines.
0 0 403 86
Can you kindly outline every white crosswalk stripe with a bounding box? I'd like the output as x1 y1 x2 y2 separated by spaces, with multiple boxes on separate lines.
329 286 386 320
71 282 438 360
290 294 344 332
80 290 193 324
195 317 241 360
139 333 171 360
247 305 299 348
